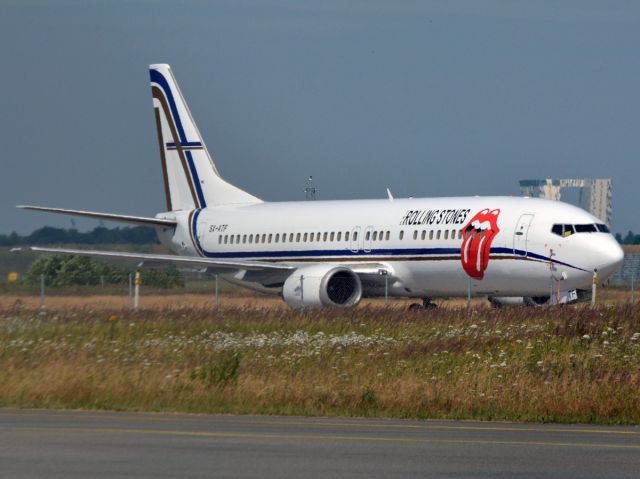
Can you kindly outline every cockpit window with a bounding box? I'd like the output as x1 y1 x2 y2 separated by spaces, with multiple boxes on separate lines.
574 224 597 233
552 223 605 237
551 224 574 237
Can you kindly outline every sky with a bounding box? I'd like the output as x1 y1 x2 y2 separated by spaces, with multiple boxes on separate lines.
1 0 639 235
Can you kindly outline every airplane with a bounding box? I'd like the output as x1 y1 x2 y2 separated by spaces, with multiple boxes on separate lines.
15 64 624 309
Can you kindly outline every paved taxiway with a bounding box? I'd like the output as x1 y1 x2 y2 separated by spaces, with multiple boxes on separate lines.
1 409 639 478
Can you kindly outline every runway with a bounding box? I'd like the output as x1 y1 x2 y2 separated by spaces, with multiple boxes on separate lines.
1 409 639 478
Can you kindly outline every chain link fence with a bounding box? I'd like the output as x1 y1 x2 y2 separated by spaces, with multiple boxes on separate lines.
609 251 639 286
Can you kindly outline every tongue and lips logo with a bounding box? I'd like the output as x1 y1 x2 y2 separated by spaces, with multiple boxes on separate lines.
460 209 501 280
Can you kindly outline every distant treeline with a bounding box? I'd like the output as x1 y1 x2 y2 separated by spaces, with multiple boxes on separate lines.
615 231 640 245
0 226 159 246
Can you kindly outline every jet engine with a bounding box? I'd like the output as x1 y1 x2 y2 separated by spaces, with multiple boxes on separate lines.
282 264 363 308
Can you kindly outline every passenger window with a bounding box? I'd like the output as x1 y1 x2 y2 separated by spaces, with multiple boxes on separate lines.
224 235 228 244
289 233 294 242
303 233 308 242
429 230 434 240
323 232 328 241
249 234 253 243
337 232 342 241
444 230 449 240
281 234 285 243
399 231 404 240
330 232 335 241
385 231 390 241
275 234 279 243
310 233 315 242
353 232 358 241
421 230 426 240
241 234 246 244
218 235 222 244
345 232 350 242
230 235 234 244
366 231 371 241
373 231 378 241
436 230 441 240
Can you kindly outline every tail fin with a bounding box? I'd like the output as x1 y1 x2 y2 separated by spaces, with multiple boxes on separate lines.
149 64 261 211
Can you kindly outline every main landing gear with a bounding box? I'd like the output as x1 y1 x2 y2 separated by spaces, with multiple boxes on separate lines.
408 298 438 311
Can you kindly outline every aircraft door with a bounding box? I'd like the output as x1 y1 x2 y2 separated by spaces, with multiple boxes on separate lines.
364 226 373 253
513 214 534 256
350 227 361 253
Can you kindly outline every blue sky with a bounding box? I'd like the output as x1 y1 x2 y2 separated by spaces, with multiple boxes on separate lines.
1 1 639 234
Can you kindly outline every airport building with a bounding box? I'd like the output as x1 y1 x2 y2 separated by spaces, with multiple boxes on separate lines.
519 178 613 225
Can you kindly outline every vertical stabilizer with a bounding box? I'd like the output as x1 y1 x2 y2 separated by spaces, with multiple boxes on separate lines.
149 64 262 210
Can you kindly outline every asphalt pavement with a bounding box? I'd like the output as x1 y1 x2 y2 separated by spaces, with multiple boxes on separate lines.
1 409 639 478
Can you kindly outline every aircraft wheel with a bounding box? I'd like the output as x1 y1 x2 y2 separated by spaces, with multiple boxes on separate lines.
422 298 437 309
408 303 423 311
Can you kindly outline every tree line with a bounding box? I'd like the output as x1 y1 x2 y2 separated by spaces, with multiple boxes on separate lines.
615 231 640 245
25 255 183 288
0 226 159 246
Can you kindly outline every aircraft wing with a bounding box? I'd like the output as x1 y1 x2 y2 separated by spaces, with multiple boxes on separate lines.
12 246 294 272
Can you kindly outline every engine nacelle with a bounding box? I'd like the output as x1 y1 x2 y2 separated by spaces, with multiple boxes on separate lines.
282 264 363 308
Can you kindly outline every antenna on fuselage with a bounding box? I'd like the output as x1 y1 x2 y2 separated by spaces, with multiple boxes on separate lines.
304 176 317 201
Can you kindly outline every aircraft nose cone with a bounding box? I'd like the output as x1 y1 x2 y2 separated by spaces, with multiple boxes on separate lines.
595 236 624 279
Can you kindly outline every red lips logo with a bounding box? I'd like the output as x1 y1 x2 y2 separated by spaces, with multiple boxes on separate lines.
461 209 500 280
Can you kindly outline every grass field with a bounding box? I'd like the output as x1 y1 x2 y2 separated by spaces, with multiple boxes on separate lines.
1 289 639 424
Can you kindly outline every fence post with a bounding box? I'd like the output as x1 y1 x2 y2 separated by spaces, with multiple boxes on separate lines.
128 273 133 309
379 269 388 304
591 269 598 308
214 274 219 307
133 271 141 310
40 274 45 308
467 276 472 314
300 274 304 307
384 274 389 304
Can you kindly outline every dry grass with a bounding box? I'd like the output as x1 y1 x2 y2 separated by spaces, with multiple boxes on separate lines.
1 295 640 424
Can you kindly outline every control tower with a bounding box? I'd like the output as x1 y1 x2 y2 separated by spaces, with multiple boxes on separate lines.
519 178 612 225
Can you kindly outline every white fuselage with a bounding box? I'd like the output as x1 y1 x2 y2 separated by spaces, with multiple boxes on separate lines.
157 196 624 299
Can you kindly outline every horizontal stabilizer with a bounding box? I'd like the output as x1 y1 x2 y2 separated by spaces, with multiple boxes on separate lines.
17 205 177 228
12 246 294 272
